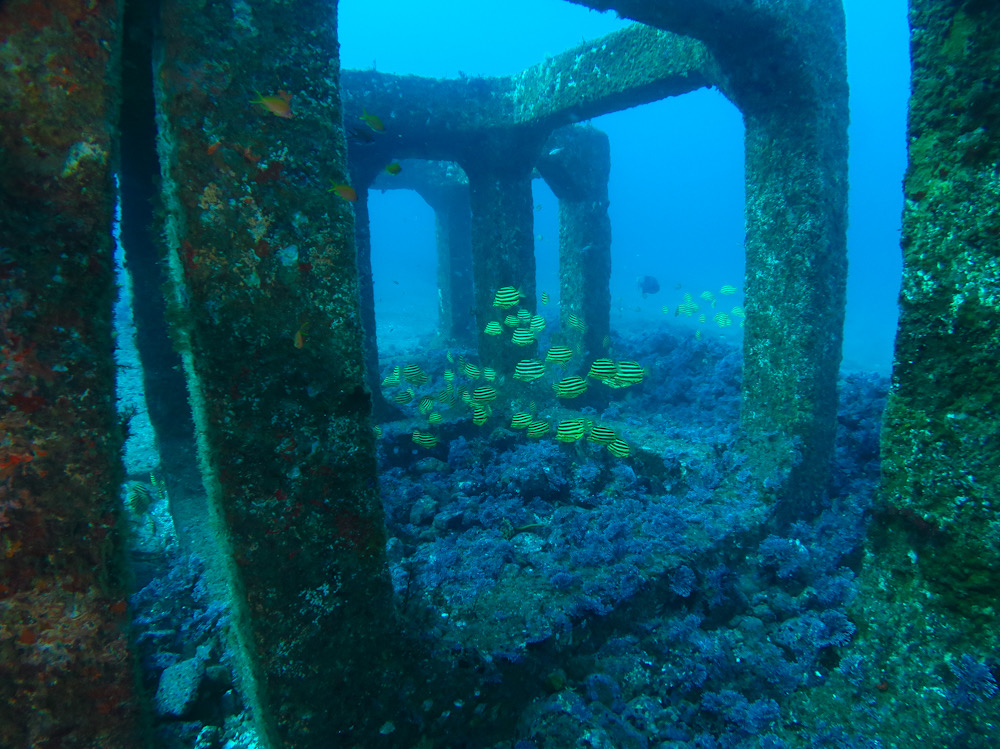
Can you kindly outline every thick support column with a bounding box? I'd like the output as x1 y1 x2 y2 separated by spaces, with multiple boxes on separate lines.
0 1 142 745
432 188 475 345
538 126 613 360
352 184 400 420
154 0 393 745
466 153 539 370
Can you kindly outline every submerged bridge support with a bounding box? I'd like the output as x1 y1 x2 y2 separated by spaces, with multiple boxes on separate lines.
0 2 141 745
153 0 393 745
537 126 614 362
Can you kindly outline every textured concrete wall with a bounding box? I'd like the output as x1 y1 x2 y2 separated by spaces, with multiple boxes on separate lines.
154 0 393 745
570 0 849 508
538 126 613 363
0 1 143 745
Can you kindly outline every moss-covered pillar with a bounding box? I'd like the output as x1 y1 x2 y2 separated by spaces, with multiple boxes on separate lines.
351 182 400 420
0 1 143 745
537 126 612 360
464 144 541 370
731 10 848 510
860 2 1000 733
154 0 394 745
430 186 475 345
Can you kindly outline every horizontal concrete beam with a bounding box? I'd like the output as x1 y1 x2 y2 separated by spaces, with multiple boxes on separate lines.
342 23 715 176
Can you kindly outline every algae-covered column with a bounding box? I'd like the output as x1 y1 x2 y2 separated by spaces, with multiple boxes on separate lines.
154 0 393 745
464 140 542 370
537 126 612 360
852 3 1000 740
428 185 475 345
0 1 142 745
352 181 399 420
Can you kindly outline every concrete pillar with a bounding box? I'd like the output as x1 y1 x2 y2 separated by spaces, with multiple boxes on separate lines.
154 0 393 745
537 126 613 361
464 142 543 370
426 185 475 345
351 182 400 420
0 0 142 744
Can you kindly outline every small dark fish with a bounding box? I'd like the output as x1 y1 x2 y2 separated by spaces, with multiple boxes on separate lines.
637 275 660 297
348 127 376 145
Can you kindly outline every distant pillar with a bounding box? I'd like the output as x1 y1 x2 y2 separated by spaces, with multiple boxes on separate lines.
154 0 394 745
537 126 613 361
352 183 400 420
0 1 142 745
464 143 542 370
426 185 475 345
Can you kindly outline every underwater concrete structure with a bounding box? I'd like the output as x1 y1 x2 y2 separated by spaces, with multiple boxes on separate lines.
343 6 847 505
0 1 141 745
151 0 393 745
3 0 998 746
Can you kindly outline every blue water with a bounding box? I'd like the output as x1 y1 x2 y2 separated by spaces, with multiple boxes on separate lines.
344 0 909 373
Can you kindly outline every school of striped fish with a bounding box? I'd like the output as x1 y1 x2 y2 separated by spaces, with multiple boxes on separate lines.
376 281 743 461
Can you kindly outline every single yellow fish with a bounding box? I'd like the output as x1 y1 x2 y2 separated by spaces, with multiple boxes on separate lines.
250 90 293 119
360 109 384 132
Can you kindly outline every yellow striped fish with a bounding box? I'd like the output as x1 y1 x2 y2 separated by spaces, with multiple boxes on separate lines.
720 284 738 295
381 365 401 387
517 308 531 324
417 396 435 415
555 418 589 443
482 366 497 381
514 359 546 382
511 329 536 346
472 385 498 402
588 425 616 445
731 306 745 319
566 313 587 332
412 430 439 448
545 346 574 364
403 363 429 385
471 403 489 425
427 412 443 425
443 368 455 383
484 321 503 336
392 388 415 404
700 291 716 307
606 438 630 458
526 419 550 438
462 361 480 380
698 314 706 324
529 315 546 333
510 412 533 429
614 361 645 384
541 291 550 305
373 425 383 439
677 293 699 317
503 314 520 328
493 286 523 309
586 359 616 381
713 312 732 328
553 376 588 399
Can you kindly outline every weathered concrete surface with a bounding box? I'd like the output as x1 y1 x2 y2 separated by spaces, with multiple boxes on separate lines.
341 24 711 169
0 0 143 745
758 2 1000 745
466 143 545 370
154 0 394 745
537 126 613 362
571 0 849 508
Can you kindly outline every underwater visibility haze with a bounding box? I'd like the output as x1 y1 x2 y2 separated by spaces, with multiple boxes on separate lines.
2 0 999 748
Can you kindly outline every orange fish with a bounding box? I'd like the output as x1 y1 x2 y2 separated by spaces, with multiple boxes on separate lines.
293 322 309 349
251 90 293 119
384 162 402 175
329 182 357 201
359 108 384 132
